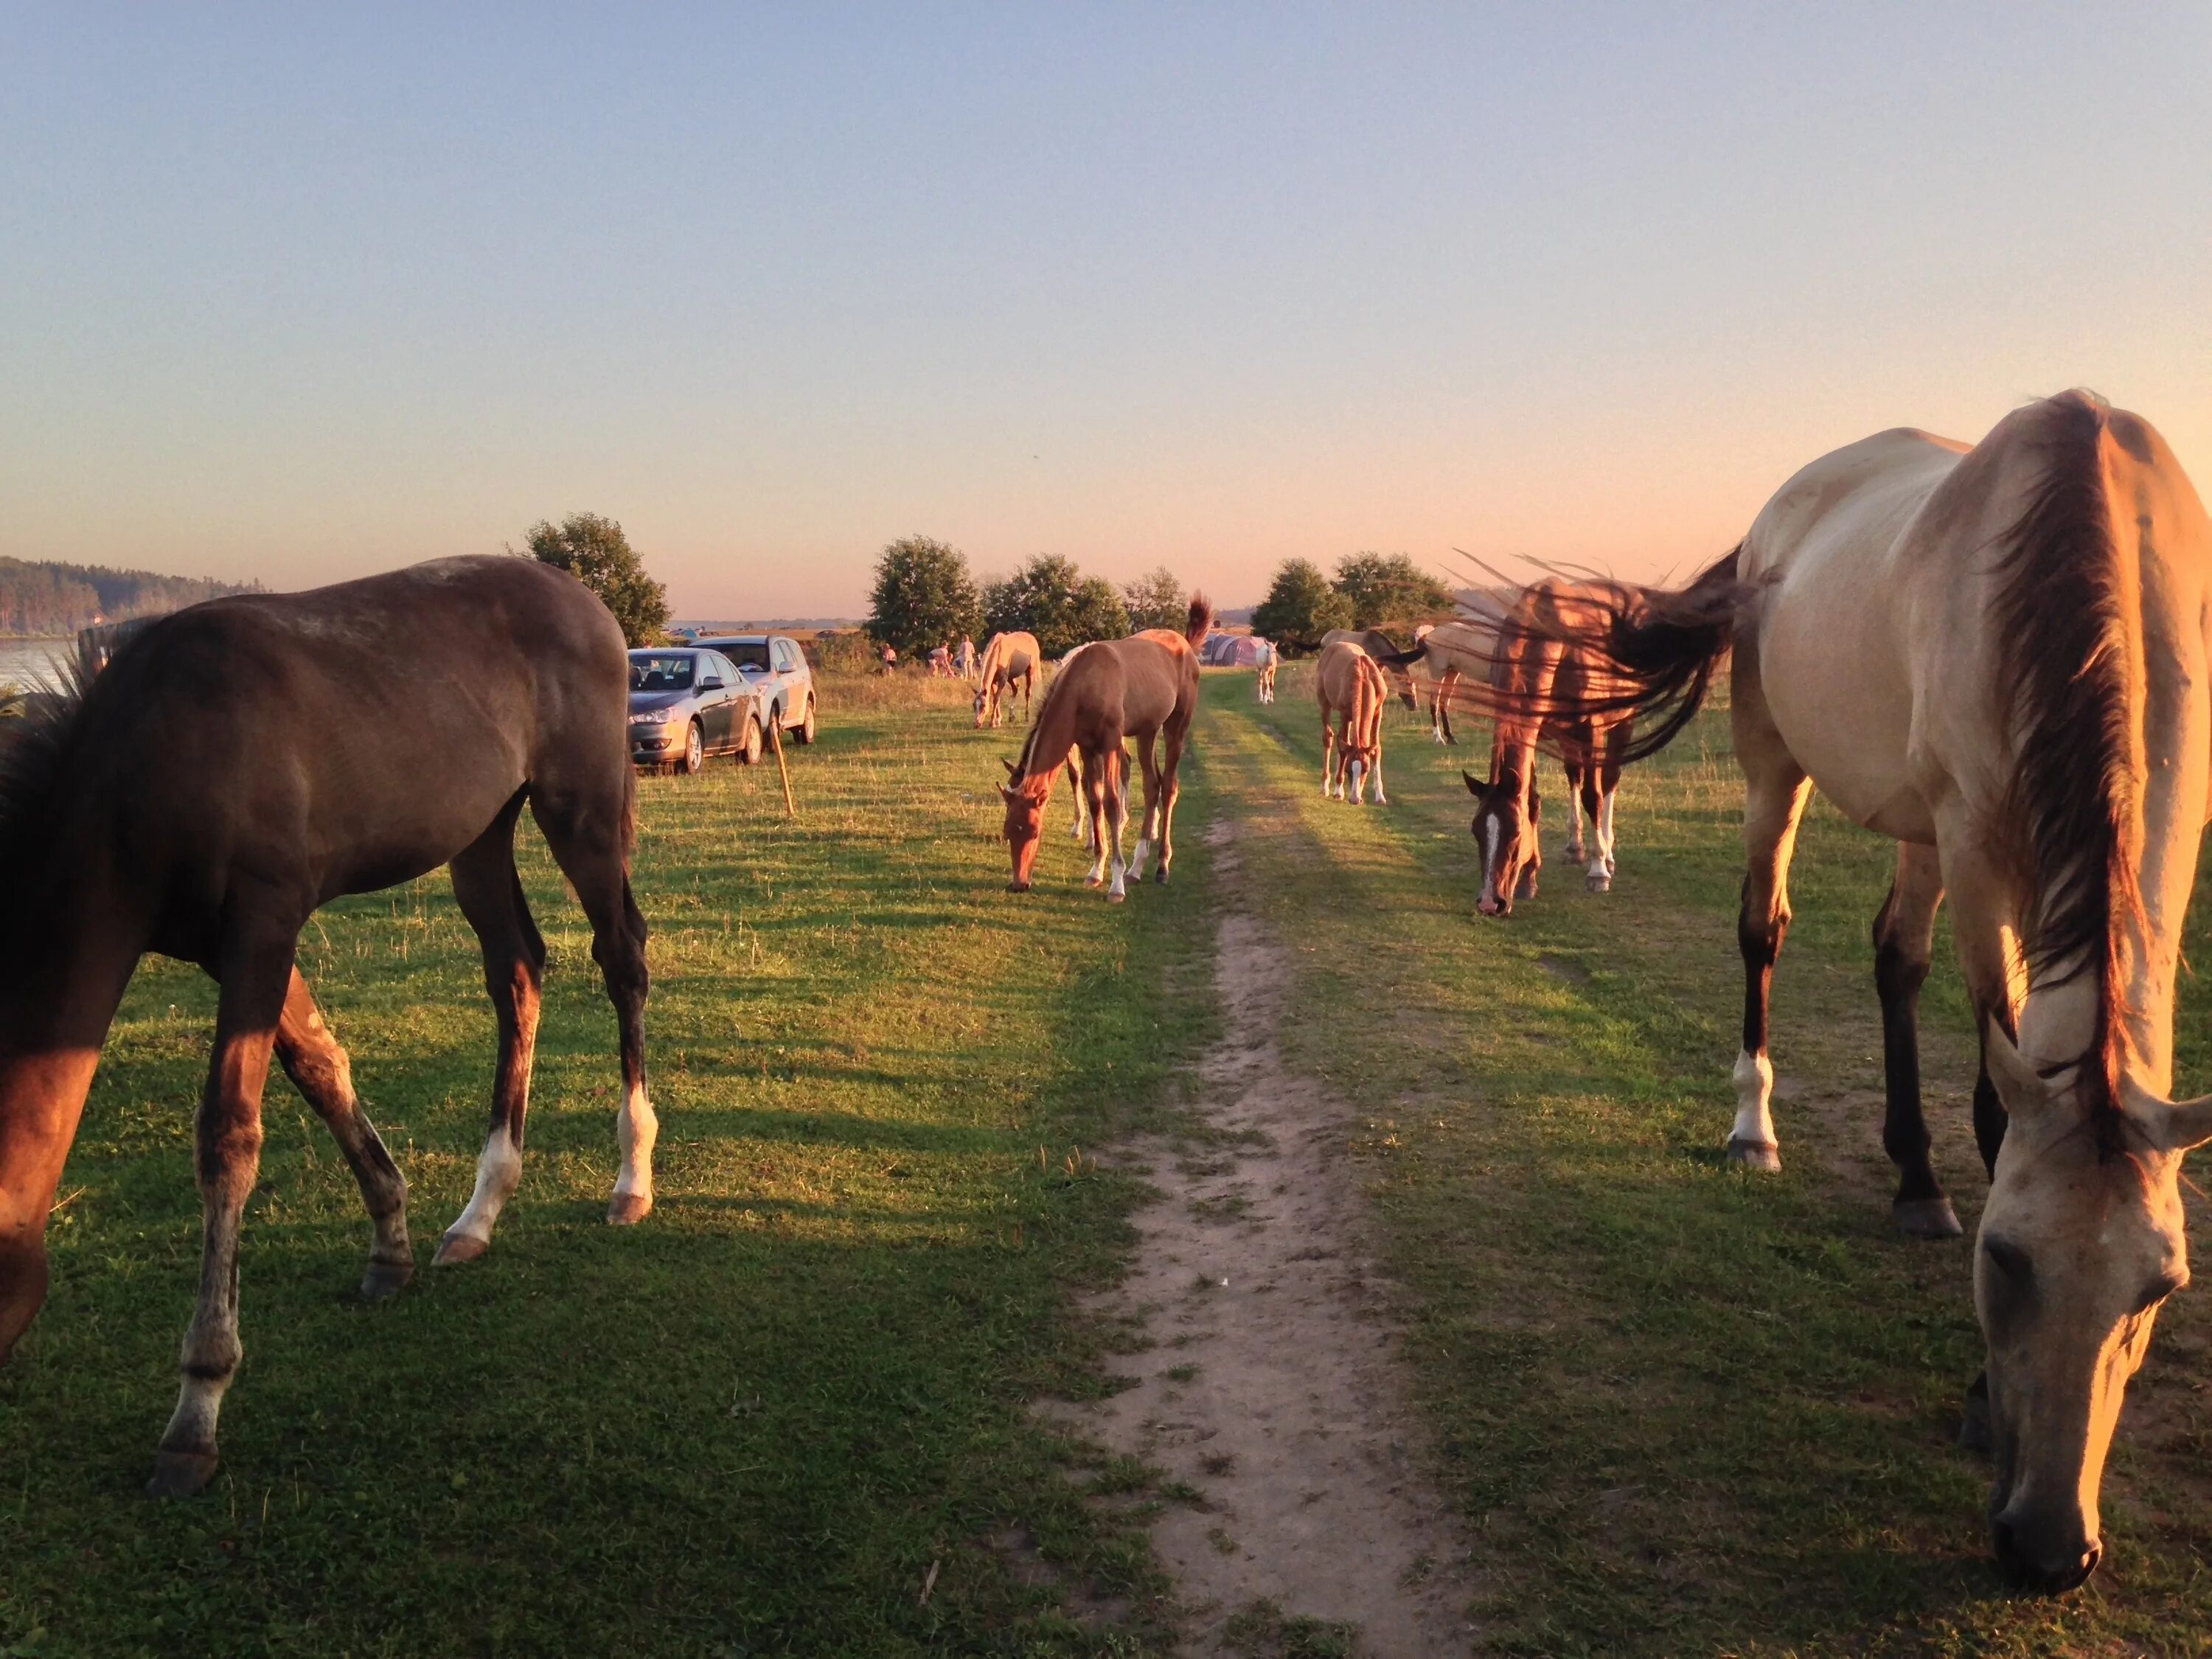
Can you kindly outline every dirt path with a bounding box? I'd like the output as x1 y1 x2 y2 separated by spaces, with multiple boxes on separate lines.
1039 821 1475 1654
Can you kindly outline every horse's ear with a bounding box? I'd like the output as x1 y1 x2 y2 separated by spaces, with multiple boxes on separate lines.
1983 1017 2057 1116
1462 770 1483 797
997 783 1018 802
1001 757 1018 777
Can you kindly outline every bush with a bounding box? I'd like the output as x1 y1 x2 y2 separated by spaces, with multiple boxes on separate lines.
866 537 982 658
981 555 1131 655
1251 559 1352 649
518 512 669 647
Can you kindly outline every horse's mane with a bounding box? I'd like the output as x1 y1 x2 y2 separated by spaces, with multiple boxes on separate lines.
1010 645 1080 783
0 636 104 928
1988 389 2140 1126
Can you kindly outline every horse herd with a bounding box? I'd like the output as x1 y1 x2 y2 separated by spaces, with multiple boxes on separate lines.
0 392 2206 1600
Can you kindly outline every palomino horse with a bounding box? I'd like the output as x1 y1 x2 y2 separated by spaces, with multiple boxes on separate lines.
0 557 655 1497
1458 579 1638 911
1396 588 1514 744
1315 639 1389 804
973 630 1041 728
1000 598 1211 899
1498 393 2212 1592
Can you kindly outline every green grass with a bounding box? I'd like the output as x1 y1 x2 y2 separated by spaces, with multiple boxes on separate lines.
0 673 1218 1658
1212 663 2212 1656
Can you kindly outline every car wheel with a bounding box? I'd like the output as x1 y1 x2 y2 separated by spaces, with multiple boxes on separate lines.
739 717 762 765
678 720 705 776
796 695 818 744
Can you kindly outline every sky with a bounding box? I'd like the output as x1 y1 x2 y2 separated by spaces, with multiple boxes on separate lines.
1 4 2207 617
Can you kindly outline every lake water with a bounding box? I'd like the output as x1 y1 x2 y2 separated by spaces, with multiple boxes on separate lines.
0 639 69 691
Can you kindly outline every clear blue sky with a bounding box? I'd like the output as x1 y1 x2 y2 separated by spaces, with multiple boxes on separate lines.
3 4 2206 616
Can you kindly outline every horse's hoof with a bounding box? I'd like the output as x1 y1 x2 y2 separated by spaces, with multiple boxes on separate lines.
1106 890 1127 905
1006 881 1032 894
1565 846 1585 864
432 1231 490 1267
1587 873 1612 893
607 1192 653 1226
1154 867 1169 884
145 1449 218 1499
1726 1137 1782 1173
1083 875 1104 889
1892 1197 1964 1240
360 1256 415 1301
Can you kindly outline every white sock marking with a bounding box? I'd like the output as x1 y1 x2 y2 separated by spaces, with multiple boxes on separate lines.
1731 1049 1777 1148
449 1123 524 1245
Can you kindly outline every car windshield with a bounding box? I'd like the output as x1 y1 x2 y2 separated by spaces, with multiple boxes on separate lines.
712 642 772 671
630 654 697 692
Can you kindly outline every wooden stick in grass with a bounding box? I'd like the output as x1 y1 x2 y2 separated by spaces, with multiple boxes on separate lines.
768 712 796 816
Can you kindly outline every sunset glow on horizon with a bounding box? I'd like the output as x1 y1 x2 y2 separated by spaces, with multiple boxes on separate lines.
3 5 2206 616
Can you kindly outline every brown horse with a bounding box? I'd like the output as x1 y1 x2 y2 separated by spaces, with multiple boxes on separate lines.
1493 394 2212 1592
1000 599 1211 899
973 630 1040 728
1461 579 1637 912
0 556 653 1497
1315 640 1389 804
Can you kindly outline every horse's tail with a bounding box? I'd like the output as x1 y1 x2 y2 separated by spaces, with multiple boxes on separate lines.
1371 639 1429 669
1486 546 1749 766
1183 594 1214 647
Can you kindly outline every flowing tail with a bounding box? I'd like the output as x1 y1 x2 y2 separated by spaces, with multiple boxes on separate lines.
1184 594 1214 648
1483 546 1750 766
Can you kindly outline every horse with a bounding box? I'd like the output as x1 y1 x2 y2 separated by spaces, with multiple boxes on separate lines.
999 598 1211 900
0 556 655 1498
1253 638 1279 704
973 630 1040 728
1315 640 1389 805
1490 393 2212 1593
1459 580 1637 910
1395 590 1514 743
1317 627 1423 716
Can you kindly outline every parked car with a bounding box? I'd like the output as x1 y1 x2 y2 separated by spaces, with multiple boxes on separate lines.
627 648 766 773
691 633 818 748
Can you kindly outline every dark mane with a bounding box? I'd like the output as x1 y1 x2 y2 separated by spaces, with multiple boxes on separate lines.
0 635 105 928
1988 390 2138 1122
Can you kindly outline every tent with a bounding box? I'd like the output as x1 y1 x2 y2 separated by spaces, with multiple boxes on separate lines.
1202 633 1274 668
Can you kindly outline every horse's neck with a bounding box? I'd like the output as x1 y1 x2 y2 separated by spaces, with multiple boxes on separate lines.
1020 678 1079 790
2114 647 2210 1094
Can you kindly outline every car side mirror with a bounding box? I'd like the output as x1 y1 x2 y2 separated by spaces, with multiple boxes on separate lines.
698 676 724 691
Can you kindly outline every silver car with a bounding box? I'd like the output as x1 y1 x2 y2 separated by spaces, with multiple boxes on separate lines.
628 649 765 773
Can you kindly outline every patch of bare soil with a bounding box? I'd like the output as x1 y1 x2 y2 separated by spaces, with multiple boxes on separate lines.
1037 821 1476 1655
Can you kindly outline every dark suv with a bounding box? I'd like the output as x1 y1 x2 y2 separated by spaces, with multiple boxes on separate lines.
692 633 818 749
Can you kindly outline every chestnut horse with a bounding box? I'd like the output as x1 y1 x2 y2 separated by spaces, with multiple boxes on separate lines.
1495 394 2212 1592
973 630 1040 728
1315 640 1389 804
1000 598 1211 899
0 557 654 1496
1461 580 1637 912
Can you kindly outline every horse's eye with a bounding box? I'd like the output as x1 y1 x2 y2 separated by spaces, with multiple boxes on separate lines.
1984 1237 2033 1284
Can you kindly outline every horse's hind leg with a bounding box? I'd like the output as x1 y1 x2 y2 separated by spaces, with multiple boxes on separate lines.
150 920 296 1498
1155 722 1187 880
435 803 547 1265
1561 751 1589 866
1128 732 1163 881
275 969 412 1297
1729 741 1812 1174
532 790 655 1225
1872 843 1960 1238
1102 745 1133 902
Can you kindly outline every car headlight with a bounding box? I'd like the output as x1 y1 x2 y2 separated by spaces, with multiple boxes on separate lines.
629 709 678 725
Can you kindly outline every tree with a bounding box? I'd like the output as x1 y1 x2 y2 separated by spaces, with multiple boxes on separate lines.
519 512 669 647
865 535 982 658
1332 552 1456 630
981 555 1131 655
1251 558 1352 648
1121 566 1186 632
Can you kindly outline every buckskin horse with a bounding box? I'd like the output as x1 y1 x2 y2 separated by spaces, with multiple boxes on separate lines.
973 630 1041 728
1492 392 2212 1592
1461 579 1638 911
1315 639 1389 804
1000 598 1211 900
0 555 655 1497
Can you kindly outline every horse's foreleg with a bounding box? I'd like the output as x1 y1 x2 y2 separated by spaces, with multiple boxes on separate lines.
535 798 655 1227
1065 751 1088 844
1872 844 1958 1238
1128 734 1163 881
1730 758 1812 1174
1104 748 1132 902
275 968 412 1298
437 818 548 1262
1321 713 1340 798
150 925 293 1498
1082 751 1110 886
1562 755 1588 865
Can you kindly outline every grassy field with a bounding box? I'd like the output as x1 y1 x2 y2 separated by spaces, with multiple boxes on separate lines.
1213 662 2212 1657
0 672 1220 1658
7 663 2212 1656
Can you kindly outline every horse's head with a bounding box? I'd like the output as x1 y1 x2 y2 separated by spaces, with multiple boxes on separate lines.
1975 1021 2211 1592
999 759 1046 891
1465 770 1540 916
973 684 991 728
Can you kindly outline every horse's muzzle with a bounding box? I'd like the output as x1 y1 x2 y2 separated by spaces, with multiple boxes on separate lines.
1992 1515 2101 1595
1007 880 1032 894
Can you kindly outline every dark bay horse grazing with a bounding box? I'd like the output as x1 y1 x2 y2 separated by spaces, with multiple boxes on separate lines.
973 630 1040 728
0 556 654 1496
1500 393 2212 1592
1000 598 1211 900
1461 579 1636 912
1315 639 1389 804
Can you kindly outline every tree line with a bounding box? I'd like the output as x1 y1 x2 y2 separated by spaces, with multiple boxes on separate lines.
1248 553 1456 646
866 538 1192 658
0 557 262 636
